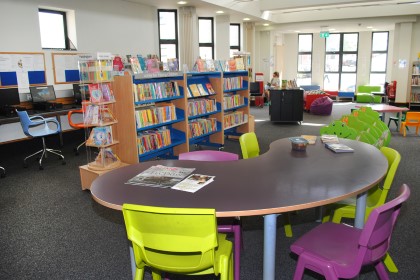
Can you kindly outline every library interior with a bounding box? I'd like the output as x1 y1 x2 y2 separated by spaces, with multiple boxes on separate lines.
1 0 420 280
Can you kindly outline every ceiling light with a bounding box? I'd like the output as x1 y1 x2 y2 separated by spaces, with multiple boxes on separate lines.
367 26 373 29
295 30 300 33
216 10 224 14
243 18 251 21
177 1 187 4
263 23 270 26
329 28 336 31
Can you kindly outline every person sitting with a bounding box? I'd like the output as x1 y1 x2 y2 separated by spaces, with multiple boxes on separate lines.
265 71 280 102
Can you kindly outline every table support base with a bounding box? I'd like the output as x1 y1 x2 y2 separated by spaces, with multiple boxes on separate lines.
263 214 277 280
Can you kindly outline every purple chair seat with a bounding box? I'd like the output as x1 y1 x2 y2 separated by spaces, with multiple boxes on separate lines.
290 184 411 280
310 96 333 115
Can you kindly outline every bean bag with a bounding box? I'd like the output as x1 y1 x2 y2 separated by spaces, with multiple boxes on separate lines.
310 96 333 115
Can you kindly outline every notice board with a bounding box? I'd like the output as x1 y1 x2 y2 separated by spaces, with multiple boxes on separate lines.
52 52 80 84
0 52 46 88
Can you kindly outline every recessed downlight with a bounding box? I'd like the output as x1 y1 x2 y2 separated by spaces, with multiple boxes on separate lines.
177 1 187 4
243 18 251 21
216 10 224 14
263 23 269 26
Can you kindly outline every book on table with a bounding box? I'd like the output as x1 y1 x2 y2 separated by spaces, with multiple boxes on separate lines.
172 174 215 193
300 135 317 144
125 165 195 188
321 134 339 144
325 143 354 153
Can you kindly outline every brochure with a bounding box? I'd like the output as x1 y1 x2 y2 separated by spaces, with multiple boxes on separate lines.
125 165 195 188
325 143 354 153
171 174 215 193
320 134 339 144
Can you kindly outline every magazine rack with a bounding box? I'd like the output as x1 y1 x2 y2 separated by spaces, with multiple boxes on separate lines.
78 54 121 171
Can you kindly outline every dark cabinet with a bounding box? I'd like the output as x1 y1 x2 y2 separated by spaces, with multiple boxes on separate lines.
269 89 303 123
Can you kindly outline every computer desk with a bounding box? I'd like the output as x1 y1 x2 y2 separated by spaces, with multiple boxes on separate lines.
90 138 388 280
0 104 82 146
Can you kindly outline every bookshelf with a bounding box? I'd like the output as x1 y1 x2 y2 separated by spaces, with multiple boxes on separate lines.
186 72 224 149
222 70 250 137
77 55 126 190
410 61 420 110
111 70 250 162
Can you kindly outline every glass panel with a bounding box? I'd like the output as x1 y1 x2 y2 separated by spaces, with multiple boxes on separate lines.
370 73 386 87
199 46 213 60
230 25 239 46
325 54 339 72
159 11 176 40
160 44 176 62
343 33 358 52
323 73 339 90
296 73 312 86
325 34 340 52
298 54 312 72
199 19 213 43
342 54 357 72
372 32 388 51
371 53 387 72
39 11 66 49
298 34 312 52
340 73 356 92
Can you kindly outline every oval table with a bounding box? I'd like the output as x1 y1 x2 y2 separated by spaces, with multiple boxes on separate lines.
91 138 388 280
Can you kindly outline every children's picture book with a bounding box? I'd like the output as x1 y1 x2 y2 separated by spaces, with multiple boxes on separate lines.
88 84 103 103
171 174 215 193
235 57 245 70
167 58 179 71
325 143 354 153
197 84 208 96
228 59 237 71
320 134 339 144
189 84 201 97
206 83 216 95
205 60 216 71
89 126 113 146
300 135 317 144
125 165 195 188
130 56 142 74
100 83 114 102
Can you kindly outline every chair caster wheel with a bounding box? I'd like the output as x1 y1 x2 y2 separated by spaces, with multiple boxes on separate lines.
218 146 224 151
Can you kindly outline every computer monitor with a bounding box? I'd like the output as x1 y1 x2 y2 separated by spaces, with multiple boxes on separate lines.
250 82 262 94
0 88 21 106
72 84 89 105
30 85 56 103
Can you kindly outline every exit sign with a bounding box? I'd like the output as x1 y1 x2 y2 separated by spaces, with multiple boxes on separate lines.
320 31 330 38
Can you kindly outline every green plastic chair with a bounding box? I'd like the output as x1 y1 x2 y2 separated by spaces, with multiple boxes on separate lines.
341 115 383 147
322 146 401 273
353 108 391 146
239 132 293 238
122 204 233 280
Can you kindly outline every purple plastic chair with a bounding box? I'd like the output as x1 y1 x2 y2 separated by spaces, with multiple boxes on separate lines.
290 184 410 280
178 150 241 280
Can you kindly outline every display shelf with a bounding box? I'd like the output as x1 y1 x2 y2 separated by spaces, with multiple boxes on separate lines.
410 61 420 109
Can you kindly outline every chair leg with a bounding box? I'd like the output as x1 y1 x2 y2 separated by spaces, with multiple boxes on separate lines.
383 253 398 273
232 225 241 280
283 213 293 237
24 137 65 169
293 259 306 280
375 261 390 280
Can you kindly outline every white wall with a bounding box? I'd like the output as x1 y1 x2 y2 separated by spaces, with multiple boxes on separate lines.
0 0 158 100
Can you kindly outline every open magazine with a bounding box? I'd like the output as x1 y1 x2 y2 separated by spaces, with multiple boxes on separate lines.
171 174 215 193
125 165 195 188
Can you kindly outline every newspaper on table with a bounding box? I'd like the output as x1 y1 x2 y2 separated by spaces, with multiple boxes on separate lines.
125 165 195 188
171 174 215 193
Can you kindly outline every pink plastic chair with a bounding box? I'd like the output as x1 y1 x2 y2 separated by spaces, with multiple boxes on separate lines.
290 184 410 280
178 150 241 280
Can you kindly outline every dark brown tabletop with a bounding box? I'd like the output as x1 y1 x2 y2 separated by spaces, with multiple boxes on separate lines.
90 138 388 217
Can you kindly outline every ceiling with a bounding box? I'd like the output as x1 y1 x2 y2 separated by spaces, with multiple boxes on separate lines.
121 0 420 33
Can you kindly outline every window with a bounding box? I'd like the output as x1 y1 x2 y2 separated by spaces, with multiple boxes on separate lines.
38 9 70 49
230 24 241 57
324 33 358 91
370 32 389 88
158 10 178 63
198 17 214 60
297 34 312 86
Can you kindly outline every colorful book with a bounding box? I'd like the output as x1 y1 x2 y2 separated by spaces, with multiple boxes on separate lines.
300 135 317 144
189 84 201 97
125 165 195 188
197 84 208 96
88 84 103 103
130 56 142 74
325 143 354 153
206 83 216 95
100 83 114 102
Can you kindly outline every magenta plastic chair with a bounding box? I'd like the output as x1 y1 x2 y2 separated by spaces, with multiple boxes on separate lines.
290 184 410 280
178 150 241 280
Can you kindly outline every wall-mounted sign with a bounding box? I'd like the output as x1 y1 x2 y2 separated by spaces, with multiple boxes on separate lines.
320 31 330 38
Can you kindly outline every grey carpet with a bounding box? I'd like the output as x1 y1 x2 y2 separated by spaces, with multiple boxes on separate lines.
0 102 418 279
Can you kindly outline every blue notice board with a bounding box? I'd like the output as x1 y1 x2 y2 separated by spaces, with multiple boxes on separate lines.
0 52 47 87
52 53 80 84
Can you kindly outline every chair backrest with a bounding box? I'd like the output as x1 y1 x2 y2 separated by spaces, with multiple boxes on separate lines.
179 150 239 161
67 109 85 129
319 120 358 139
366 147 401 210
353 110 391 147
122 204 219 274
16 110 33 137
359 184 410 266
404 112 420 124
239 132 260 159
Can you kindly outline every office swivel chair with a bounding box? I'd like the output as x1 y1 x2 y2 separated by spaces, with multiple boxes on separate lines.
16 110 65 170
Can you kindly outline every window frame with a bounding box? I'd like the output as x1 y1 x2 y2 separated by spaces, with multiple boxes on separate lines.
370 31 389 86
324 32 359 91
198 17 214 60
157 9 179 61
297 33 313 85
38 8 70 50
230 23 241 54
